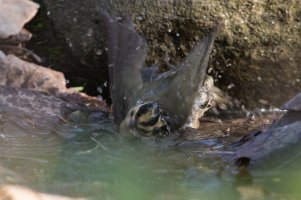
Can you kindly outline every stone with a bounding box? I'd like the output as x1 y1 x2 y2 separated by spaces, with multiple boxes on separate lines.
0 53 67 93
0 185 85 200
0 0 39 39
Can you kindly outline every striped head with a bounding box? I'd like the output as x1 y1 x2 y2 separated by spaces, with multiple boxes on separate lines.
120 102 173 137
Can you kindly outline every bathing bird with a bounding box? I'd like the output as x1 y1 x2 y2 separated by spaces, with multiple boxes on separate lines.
102 13 217 137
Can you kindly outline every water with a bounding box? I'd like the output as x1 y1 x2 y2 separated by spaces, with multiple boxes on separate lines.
0 113 301 200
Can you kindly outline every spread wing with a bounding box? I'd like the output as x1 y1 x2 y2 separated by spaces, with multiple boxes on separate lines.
101 13 147 125
139 31 217 129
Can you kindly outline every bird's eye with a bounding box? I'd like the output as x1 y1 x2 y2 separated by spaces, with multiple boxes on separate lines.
200 102 208 109
200 100 211 109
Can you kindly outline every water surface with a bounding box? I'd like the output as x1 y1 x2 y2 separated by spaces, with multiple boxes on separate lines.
0 111 300 200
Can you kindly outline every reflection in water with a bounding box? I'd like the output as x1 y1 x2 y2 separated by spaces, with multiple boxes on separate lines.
0 111 300 200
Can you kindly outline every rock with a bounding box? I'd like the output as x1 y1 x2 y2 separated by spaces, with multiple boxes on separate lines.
0 0 39 39
234 91 301 167
0 86 74 131
0 53 67 93
29 0 301 108
0 86 113 149
0 51 110 130
0 185 85 200
281 91 301 111
1 28 32 44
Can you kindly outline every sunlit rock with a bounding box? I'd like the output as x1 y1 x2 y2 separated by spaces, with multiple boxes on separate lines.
0 185 85 200
0 53 67 93
0 0 39 39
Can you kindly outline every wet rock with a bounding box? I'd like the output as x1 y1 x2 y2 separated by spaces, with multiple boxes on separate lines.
0 0 39 39
0 86 74 131
281 91 301 111
31 0 301 107
0 86 110 135
234 91 301 167
0 185 85 200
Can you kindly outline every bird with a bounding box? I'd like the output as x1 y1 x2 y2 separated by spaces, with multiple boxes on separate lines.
101 12 218 137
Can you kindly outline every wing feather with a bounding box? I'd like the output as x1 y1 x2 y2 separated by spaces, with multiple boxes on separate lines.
101 13 147 125
139 31 217 128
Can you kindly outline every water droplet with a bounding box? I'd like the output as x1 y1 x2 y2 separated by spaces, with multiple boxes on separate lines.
47 11 51 16
260 108 266 112
259 99 268 105
95 49 103 55
0 50 6 60
227 83 235 89
68 42 73 48
97 95 103 101
249 114 256 121
176 33 180 37
97 86 103 94
177 91 182 99
137 15 143 21
103 81 108 87
167 29 172 33
86 28 93 37
207 67 213 73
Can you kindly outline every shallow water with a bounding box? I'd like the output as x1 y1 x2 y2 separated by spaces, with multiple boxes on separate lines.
0 112 301 200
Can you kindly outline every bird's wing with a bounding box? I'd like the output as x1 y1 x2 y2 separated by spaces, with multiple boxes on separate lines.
139 31 217 129
101 13 147 125
141 65 177 83
141 66 161 83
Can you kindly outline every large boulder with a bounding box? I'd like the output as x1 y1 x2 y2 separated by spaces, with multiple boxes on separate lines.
28 0 301 108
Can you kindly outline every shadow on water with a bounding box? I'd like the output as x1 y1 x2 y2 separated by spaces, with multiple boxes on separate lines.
0 110 301 200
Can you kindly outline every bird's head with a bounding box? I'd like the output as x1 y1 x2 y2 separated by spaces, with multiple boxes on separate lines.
120 102 173 137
